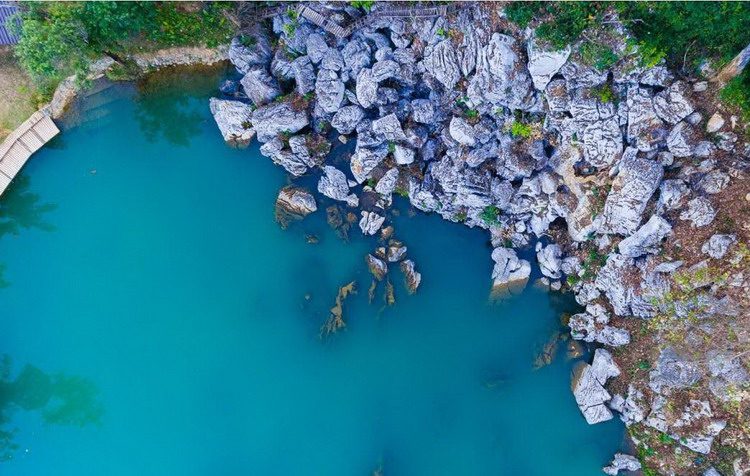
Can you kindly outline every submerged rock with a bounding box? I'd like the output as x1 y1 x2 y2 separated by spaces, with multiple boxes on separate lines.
400 259 421 294
366 254 388 281
275 186 317 228
490 248 531 298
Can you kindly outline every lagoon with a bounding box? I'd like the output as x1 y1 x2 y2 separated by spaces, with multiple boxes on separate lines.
0 68 625 475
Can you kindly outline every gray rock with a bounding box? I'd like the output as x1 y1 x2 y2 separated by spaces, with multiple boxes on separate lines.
209 98 255 147
707 350 750 402
649 347 703 393
667 121 696 157
241 67 281 107
366 254 388 281
594 254 632 316
318 166 358 206
355 68 379 109
351 146 388 183
372 113 407 142
375 168 399 196
359 210 385 235
600 149 663 235
618 215 672 258
704 468 722 476
582 118 622 168
536 243 562 279
679 196 716 227
386 241 408 262
251 102 309 142
321 47 345 71
572 362 614 424
626 88 665 152
341 38 372 75
275 186 317 219
657 179 689 211
331 105 365 135
305 33 328 64
467 33 535 110
315 69 345 114
698 170 730 195
603 454 641 476
448 116 476 146
371 59 401 82
653 82 694 124
229 35 273 75
411 99 435 124
527 40 570 91
706 113 725 133
591 348 621 384
291 56 316 95
491 247 531 297
393 144 415 165
423 40 460 90
702 234 736 259
400 259 422 294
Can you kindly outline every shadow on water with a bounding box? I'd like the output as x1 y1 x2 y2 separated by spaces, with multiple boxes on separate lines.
133 64 230 147
0 355 103 462
0 174 58 286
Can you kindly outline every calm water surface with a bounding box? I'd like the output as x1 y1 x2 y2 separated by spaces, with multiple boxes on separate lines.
0 68 625 475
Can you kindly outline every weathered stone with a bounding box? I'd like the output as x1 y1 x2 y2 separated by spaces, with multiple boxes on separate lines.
305 33 328 64
649 347 703 393
698 170 730 195
355 68 379 109
341 38 372 75
393 145 415 165
372 113 407 142
423 40 460 90
448 116 476 146
371 59 401 82
315 69 345 114
366 254 388 281
400 259 422 294
209 98 255 147
626 87 666 152
702 234 736 259
467 33 535 110
351 146 389 183
241 67 282 107
527 40 570 91
291 55 316 95
618 215 672 258
600 149 663 235
582 118 622 168
251 102 309 142
411 99 435 124
318 166 358 206
653 82 694 124
275 186 317 226
666 122 696 157
657 179 689 211
375 168 399 196
603 454 641 476
572 362 613 424
536 243 562 279
229 35 273 75
331 105 365 135
359 211 386 235
490 247 531 297
679 196 716 227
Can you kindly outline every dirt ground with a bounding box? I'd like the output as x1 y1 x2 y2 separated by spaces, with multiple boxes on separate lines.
0 46 36 141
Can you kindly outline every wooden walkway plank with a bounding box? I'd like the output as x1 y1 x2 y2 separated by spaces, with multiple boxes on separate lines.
0 110 60 198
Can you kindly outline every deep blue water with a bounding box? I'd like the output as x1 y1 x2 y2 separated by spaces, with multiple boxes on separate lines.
0 68 625 475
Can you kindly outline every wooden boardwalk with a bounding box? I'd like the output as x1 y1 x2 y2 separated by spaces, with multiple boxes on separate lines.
0 109 60 196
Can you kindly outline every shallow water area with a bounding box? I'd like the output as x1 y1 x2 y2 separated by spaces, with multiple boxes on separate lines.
0 67 625 475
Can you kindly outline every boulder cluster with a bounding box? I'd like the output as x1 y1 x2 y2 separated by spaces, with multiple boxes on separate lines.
211 3 750 468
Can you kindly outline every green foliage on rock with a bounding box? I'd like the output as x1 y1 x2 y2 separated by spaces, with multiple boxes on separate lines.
12 2 233 93
720 70 750 124
480 205 500 226
509 121 532 139
579 42 618 71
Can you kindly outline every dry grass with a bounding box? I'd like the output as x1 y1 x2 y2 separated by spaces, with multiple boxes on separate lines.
0 47 37 142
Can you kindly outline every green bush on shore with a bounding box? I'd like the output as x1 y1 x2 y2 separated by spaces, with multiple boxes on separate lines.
11 1 234 97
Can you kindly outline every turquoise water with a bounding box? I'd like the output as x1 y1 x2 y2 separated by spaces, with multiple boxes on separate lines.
0 68 625 475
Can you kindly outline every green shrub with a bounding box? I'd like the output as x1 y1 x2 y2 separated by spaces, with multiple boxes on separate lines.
349 1 375 12
534 2 605 50
509 121 533 139
592 83 617 104
480 205 501 226
720 70 750 124
579 42 619 71
505 2 545 29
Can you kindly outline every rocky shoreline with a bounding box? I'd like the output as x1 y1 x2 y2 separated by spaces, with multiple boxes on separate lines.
209 3 749 474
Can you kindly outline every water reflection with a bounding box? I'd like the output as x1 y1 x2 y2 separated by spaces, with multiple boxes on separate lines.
134 64 229 147
0 175 57 238
0 174 57 287
0 356 103 461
